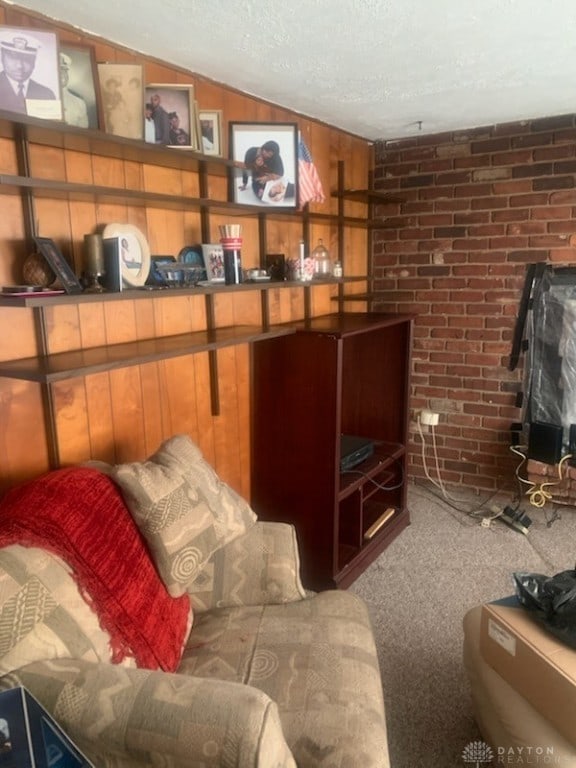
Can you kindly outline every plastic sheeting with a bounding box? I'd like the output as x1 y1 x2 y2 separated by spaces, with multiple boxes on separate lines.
523 266 576 448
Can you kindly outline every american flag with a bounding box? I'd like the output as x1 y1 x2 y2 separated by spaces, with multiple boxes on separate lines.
298 138 325 208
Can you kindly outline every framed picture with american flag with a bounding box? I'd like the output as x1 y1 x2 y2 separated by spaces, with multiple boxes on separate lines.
229 122 298 208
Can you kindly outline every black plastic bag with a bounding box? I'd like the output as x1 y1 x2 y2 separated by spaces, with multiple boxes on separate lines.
514 568 576 649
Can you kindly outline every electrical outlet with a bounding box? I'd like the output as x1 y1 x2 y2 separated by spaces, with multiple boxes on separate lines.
420 409 439 426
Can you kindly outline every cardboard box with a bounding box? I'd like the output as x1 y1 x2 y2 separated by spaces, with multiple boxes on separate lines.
0 686 93 767
480 596 576 747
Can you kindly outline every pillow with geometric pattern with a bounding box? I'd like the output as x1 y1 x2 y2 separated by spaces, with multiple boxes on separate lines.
112 434 257 597
0 545 133 676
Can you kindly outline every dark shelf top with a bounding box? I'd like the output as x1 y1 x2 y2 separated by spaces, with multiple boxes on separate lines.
292 311 415 337
0 324 295 383
339 441 405 499
0 276 367 308
331 188 405 204
0 109 231 175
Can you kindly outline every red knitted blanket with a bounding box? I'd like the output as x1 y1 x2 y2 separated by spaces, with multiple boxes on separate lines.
0 466 190 672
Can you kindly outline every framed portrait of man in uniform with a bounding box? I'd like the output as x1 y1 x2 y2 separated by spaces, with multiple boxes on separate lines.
59 43 102 130
0 26 62 120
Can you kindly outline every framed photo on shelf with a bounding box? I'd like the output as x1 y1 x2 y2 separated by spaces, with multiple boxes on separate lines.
97 63 143 140
229 122 298 208
198 109 222 156
59 42 102 129
0 26 62 120
33 236 83 294
201 243 225 283
144 84 198 149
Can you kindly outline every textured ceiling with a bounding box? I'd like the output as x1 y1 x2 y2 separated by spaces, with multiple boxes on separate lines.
7 0 576 141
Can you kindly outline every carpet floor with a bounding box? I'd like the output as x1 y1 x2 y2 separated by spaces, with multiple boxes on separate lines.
349 481 576 768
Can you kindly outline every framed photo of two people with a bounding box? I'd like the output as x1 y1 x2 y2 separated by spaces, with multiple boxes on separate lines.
229 122 298 209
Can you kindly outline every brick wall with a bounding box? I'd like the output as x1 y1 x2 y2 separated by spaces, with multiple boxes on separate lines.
371 114 576 492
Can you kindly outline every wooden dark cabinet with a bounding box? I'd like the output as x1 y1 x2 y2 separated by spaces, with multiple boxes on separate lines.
251 311 413 590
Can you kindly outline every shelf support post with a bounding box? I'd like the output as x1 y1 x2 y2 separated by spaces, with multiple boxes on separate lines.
33 307 60 469
204 293 220 415
15 124 37 244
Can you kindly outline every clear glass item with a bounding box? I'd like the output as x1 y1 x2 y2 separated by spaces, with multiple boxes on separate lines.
312 238 331 278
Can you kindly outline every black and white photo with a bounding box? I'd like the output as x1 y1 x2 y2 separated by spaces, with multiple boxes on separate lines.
0 26 62 119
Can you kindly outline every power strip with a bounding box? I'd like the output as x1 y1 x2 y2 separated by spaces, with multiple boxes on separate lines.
499 506 532 535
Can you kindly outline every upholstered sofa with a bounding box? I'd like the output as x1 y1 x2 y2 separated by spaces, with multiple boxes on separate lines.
0 434 389 767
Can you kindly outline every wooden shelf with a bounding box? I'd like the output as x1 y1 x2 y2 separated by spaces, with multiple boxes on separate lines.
332 188 404 204
0 277 367 308
338 442 405 500
0 109 231 174
0 324 295 383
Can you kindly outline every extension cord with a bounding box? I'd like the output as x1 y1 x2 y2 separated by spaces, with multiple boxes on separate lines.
499 506 532 535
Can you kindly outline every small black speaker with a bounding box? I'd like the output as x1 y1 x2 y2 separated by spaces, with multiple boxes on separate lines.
528 421 563 465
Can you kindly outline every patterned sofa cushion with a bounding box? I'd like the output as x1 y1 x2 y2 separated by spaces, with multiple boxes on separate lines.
179 590 390 767
188 521 307 612
112 434 257 597
0 545 125 676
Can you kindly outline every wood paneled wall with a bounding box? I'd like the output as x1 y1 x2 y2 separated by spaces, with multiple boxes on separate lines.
0 2 371 495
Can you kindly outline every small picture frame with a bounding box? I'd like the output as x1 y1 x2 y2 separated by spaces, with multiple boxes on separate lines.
198 109 222 156
97 63 143 140
146 255 177 287
0 26 62 120
59 42 102 129
144 84 198 149
33 236 83 294
229 122 298 208
201 243 225 283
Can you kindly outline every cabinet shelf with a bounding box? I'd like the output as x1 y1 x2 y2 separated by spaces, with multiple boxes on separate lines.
338 441 405 500
0 324 295 383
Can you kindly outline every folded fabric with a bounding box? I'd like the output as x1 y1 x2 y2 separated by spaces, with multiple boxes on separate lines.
0 467 191 672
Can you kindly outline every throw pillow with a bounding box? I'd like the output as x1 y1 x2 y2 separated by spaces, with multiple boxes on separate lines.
112 434 257 597
0 467 191 672
0 545 126 676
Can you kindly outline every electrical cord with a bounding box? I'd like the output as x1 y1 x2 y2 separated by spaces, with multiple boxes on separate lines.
509 444 573 508
416 416 460 502
342 459 404 491
416 416 508 516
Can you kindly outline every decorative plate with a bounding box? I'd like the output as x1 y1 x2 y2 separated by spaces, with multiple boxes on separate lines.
102 223 151 287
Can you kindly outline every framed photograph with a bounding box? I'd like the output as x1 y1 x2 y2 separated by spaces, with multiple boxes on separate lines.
144 84 197 149
33 236 83 294
199 109 222 156
201 243 225 283
146 255 177 287
229 122 298 208
0 26 62 120
97 63 143 140
59 42 102 129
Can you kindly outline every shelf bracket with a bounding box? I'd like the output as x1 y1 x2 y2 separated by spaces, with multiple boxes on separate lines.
199 160 211 242
14 124 37 244
33 307 60 468
260 289 270 331
258 213 267 269
204 293 220 416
